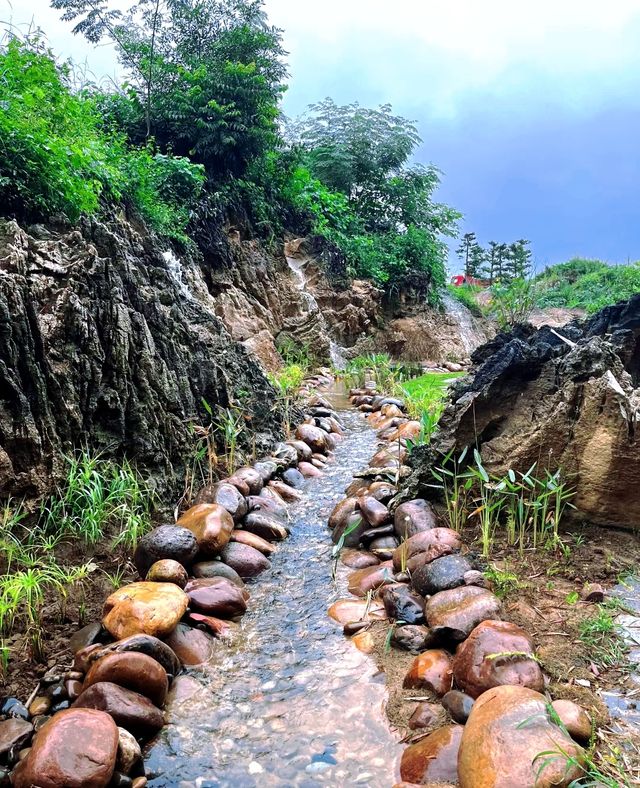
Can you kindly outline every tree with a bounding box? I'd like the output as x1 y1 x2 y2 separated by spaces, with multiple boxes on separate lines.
51 0 287 178
486 241 500 283
456 232 476 277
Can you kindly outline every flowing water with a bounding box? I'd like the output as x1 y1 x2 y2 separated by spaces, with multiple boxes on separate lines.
146 404 401 787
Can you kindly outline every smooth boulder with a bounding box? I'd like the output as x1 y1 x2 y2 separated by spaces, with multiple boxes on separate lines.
133 526 198 577
194 482 247 521
84 634 180 680
184 577 247 618
177 504 234 556
242 511 289 541
347 562 394 597
146 559 188 588
164 623 216 666
391 528 462 572
394 499 438 539
400 724 462 784
102 582 188 640
11 709 118 788
382 585 425 625
452 619 544 699
82 652 168 707
295 424 327 453
219 542 271 578
412 554 472 597
73 682 164 739
191 560 245 587
458 685 585 788
402 649 453 696
425 586 502 641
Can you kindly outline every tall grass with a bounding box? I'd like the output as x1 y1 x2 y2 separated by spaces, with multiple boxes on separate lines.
269 364 307 435
42 451 152 548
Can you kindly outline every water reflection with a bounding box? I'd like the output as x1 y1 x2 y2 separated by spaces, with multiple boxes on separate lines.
146 409 401 787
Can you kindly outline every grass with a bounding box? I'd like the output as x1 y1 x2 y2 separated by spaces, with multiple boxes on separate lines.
485 562 522 599
578 603 629 670
446 283 485 317
42 451 152 548
269 363 307 435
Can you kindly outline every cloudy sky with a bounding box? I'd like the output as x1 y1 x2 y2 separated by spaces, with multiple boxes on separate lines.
6 0 640 268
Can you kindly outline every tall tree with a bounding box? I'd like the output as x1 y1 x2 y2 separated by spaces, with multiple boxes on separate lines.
51 0 287 177
486 241 500 283
456 232 477 278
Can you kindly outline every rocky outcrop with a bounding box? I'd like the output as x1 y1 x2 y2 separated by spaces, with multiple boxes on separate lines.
410 296 640 528
0 217 283 501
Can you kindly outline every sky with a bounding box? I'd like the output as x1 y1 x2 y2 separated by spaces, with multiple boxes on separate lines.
5 0 640 269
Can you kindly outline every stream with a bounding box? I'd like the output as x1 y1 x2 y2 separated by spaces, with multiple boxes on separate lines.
145 399 401 787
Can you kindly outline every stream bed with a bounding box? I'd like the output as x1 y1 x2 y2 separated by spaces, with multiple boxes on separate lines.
145 404 401 787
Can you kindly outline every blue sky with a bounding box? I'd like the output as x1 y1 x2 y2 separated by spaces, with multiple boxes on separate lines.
8 0 640 269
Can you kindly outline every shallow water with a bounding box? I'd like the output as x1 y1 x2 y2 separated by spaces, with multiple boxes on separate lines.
146 408 401 787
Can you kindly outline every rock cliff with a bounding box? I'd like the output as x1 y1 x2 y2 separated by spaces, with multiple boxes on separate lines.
409 296 640 529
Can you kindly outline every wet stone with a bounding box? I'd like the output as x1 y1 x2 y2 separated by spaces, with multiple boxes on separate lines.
230 529 275 555
442 690 475 723
82 652 168 707
194 482 248 521
458 686 585 788
412 554 473 597
400 724 463 784
425 585 502 641
88 634 181 678
146 559 188 588
551 699 592 742
69 622 103 655
243 511 289 541
340 549 380 569
74 682 164 739
391 528 462 572
116 727 142 774
407 702 442 730
452 619 544 699
402 649 453 696
133 526 198 577
191 560 245 587
184 577 247 618
219 542 271 578
233 467 263 495
177 504 234 556
0 699 28 720
102 582 188 640
0 719 32 758
393 499 438 539
359 496 391 527
11 708 118 788
347 562 395 597
28 696 51 716
164 623 216 666
391 624 438 654
282 468 305 488
382 585 425 624
368 535 399 559
298 461 323 478
247 494 288 520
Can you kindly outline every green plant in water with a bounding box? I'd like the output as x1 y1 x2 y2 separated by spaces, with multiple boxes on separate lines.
269 364 306 436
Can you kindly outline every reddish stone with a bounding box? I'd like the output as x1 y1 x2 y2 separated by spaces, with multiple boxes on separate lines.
347 561 394 597
184 577 247 618
73 683 164 739
327 598 387 625
12 709 117 788
551 699 592 742
164 623 216 665
328 497 359 530
458 686 585 788
193 482 247 521
219 542 271 578
394 499 438 539
177 503 234 556
187 612 238 640
402 649 453 696
267 480 302 502
83 652 168 706
425 586 502 640
400 724 463 784
298 461 323 478
230 529 275 555
340 549 380 569
102 582 188 641
391 528 462 572
452 620 544 699
295 423 328 453
407 702 442 731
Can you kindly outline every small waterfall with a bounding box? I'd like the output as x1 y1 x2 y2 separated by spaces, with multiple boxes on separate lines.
441 291 480 357
285 254 347 369
162 250 192 299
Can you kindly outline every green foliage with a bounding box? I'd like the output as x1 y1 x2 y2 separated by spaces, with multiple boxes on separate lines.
269 364 307 435
0 36 204 234
490 278 538 329
536 258 640 313
42 450 153 548
401 371 465 445
289 101 459 293
54 0 287 180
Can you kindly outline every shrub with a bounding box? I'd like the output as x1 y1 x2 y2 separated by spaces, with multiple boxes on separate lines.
491 278 537 329
446 284 484 317
0 37 204 237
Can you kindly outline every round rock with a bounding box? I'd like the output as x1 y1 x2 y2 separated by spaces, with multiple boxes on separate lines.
146 559 188 588
133 526 198 577
102 582 188 640
412 554 473 597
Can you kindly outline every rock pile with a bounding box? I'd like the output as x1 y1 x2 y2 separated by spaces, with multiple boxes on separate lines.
0 371 347 787
327 381 594 787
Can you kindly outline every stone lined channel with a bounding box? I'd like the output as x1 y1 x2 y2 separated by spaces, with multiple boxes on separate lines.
146 401 401 787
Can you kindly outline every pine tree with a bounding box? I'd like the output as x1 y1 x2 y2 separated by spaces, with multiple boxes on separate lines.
469 242 487 279
486 241 499 283
456 232 477 278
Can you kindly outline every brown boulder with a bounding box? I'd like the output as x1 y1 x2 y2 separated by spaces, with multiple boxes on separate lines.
191 560 245 586
295 423 327 453
226 474 250 496
230 529 275 555
340 548 380 569
82 652 168 707
146 559 188 588
194 482 247 521
394 499 438 539
400 724 462 784
298 461 323 477
328 497 359 530
242 511 289 541
425 586 502 641
102 582 188 640
220 542 271 578
82 634 181 679
184 577 248 618
458 685 585 787
0 718 32 757
351 631 375 653
347 561 394 597
267 479 302 501
551 699 592 742
407 702 442 731
11 709 118 788
73 683 164 739
164 623 216 665
232 467 263 495
402 649 453 696
391 528 462 572
186 612 239 640
327 598 387 626
359 496 391 527
452 620 544 699
177 504 234 555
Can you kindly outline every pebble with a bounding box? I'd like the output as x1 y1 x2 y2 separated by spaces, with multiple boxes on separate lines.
28 696 51 716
